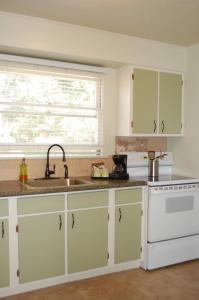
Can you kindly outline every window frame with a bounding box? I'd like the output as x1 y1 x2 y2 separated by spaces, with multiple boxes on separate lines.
0 54 108 158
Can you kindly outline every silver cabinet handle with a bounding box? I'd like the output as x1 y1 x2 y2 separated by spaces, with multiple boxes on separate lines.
72 213 75 228
118 208 122 222
161 120 165 133
59 215 62 231
1 222 4 239
153 120 157 133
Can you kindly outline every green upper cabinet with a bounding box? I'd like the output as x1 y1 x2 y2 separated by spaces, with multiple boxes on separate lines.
67 208 108 273
133 69 182 135
159 72 182 134
18 213 65 283
133 69 158 134
0 219 9 288
117 65 183 136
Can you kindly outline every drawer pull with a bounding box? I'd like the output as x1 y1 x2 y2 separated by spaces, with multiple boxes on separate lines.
59 215 62 231
119 208 122 222
153 120 157 133
161 120 165 133
72 213 75 228
1 221 4 239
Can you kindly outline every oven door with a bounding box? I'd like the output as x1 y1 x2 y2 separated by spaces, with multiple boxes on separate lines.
148 184 199 242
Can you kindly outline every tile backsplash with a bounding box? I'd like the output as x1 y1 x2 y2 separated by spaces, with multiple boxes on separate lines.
0 137 167 181
116 136 167 153
0 157 113 181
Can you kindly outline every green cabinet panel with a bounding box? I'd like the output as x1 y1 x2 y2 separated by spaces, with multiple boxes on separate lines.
0 219 9 288
0 199 8 217
18 194 65 215
68 208 108 273
133 69 158 134
115 188 142 205
18 213 65 283
159 72 182 134
115 204 142 264
67 191 108 209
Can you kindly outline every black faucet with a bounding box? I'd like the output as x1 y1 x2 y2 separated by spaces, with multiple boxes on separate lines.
45 144 66 179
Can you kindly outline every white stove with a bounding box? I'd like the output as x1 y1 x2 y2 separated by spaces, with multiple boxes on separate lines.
125 152 199 270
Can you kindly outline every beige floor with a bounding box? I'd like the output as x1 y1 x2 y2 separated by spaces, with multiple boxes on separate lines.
3 260 199 300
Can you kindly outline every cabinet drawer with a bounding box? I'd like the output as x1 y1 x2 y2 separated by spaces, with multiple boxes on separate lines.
115 188 142 205
18 194 65 215
0 199 8 217
67 191 108 209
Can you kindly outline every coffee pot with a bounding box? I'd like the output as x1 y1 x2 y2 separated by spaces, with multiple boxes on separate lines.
109 154 129 180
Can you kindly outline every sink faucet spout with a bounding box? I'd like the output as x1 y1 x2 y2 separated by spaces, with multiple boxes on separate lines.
45 144 66 178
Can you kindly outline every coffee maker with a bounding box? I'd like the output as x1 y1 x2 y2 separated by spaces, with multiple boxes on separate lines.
109 154 129 180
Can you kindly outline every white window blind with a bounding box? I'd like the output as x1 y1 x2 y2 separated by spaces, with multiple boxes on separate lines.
0 58 103 158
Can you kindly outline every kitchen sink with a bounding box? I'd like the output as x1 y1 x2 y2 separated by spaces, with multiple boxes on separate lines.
23 177 93 189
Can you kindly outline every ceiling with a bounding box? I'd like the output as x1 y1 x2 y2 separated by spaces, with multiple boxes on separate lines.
0 0 199 46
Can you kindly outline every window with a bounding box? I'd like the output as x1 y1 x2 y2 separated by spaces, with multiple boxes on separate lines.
0 57 103 157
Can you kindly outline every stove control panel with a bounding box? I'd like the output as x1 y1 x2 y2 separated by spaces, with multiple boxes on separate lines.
151 183 199 193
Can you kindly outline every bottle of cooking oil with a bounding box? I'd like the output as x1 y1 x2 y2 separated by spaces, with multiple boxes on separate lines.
19 158 28 183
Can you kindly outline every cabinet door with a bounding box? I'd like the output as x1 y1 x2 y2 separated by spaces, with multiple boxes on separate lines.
18 213 65 283
115 204 142 264
0 219 9 288
159 72 182 134
133 69 158 134
68 208 108 273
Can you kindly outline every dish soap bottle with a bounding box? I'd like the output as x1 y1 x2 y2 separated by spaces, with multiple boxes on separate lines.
19 158 28 183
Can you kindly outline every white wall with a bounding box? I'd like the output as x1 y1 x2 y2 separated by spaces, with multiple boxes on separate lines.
0 12 187 157
168 44 199 177
0 12 186 70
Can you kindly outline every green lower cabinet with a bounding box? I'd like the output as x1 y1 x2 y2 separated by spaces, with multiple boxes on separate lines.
115 204 142 264
67 208 108 273
0 219 9 288
18 213 65 283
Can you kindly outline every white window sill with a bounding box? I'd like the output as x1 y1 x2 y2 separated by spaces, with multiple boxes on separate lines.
0 154 109 160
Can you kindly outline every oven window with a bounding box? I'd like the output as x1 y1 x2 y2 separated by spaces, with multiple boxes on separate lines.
166 196 194 213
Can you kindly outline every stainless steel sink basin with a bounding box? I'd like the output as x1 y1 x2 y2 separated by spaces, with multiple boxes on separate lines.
23 178 93 189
